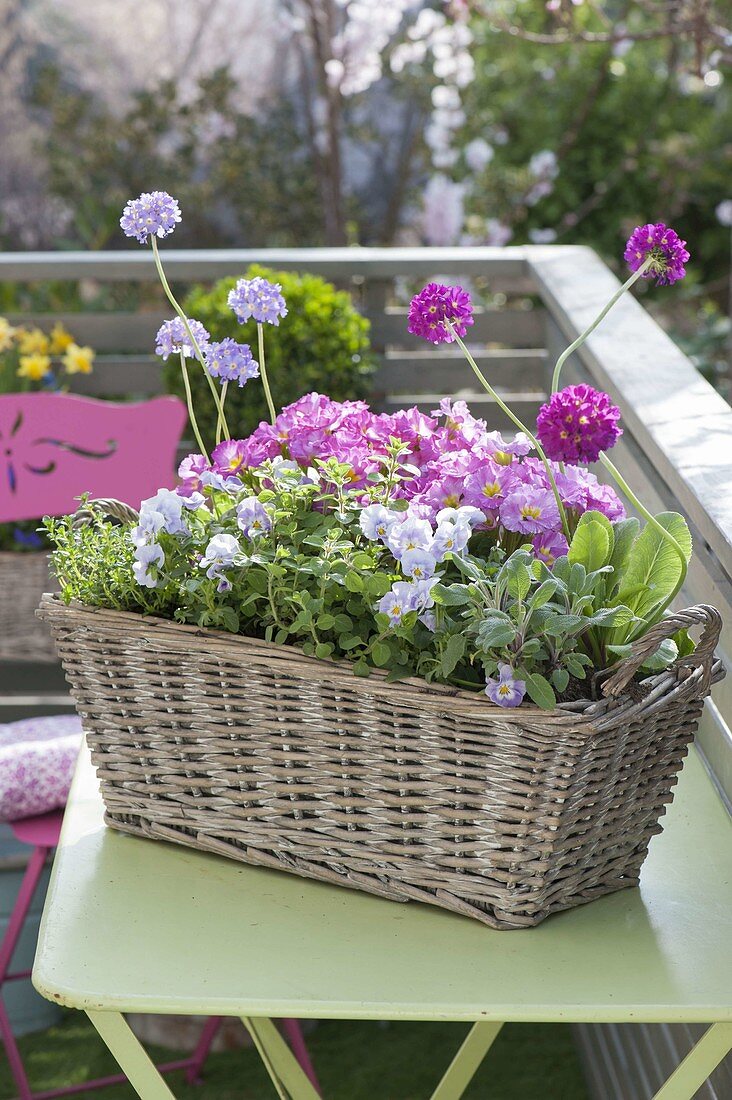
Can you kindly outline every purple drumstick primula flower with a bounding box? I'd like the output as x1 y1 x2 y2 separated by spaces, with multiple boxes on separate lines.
204 339 259 387
536 384 622 465
485 664 526 708
228 277 288 326
624 222 689 286
120 191 181 244
236 497 272 539
155 317 210 361
408 283 474 345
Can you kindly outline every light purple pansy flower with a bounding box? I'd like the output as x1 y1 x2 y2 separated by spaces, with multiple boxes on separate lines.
236 497 272 539
485 664 526 708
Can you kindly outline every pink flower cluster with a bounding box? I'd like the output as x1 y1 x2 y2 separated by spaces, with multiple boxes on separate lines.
177 393 624 546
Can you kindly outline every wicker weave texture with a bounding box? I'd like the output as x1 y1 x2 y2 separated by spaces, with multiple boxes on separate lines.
0 553 58 662
39 596 722 929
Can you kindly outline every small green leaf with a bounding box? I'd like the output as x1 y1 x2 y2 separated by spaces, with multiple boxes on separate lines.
529 577 559 610
431 583 471 606
371 641 391 667
315 642 334 659
551 668 570 693
344 571 364 593
317 613 336 630
522 671 556 709
441 633 466 676
353 659 371 677
339 634 362 651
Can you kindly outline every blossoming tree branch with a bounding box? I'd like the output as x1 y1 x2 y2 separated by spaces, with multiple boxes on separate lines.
46 193 693 710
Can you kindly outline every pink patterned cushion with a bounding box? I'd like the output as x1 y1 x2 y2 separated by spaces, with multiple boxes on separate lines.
0 715 82 822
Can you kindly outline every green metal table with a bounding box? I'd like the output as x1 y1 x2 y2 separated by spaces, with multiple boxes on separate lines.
33 745 732 1100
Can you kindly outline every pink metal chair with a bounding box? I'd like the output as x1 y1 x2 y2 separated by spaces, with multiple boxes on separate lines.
0 392 321 1097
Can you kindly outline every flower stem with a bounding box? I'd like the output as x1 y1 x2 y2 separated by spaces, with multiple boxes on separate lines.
449 325 571 541
257 322 277 426
599 452 688 621
550 256 653 393
150 237 231 442
179 353 209 463
217 382 229 446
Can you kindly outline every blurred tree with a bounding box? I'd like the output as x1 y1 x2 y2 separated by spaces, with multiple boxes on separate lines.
29 64 322 250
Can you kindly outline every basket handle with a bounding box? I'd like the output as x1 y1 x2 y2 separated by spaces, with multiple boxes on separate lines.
600 604 722 699
72 497 140 529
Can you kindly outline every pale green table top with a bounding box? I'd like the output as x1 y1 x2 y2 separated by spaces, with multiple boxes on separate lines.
33 744 732 1025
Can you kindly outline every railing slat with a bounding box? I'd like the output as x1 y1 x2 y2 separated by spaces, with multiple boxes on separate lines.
6 312 169 351
0 246 534 283
375 349 546 393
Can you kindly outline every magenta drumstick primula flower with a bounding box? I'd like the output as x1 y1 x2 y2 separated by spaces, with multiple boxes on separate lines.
536 384 622 464
120 191 181 244
624 222 689 286
408 283 474 344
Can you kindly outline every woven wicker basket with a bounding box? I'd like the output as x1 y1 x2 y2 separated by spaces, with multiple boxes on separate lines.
0 553 58 662
38 594 722 929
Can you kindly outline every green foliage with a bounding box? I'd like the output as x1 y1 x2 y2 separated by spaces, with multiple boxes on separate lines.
460 10 731 298
170 266 376 441
27 65 322 251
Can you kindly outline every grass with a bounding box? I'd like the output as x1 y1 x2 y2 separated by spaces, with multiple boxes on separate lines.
0 1012 589 1099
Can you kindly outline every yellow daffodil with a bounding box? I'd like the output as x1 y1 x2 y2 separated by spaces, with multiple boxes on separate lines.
17 328 50 355
49 323 75 354
0 317 17 352
18 353 52 381
62 343 95 375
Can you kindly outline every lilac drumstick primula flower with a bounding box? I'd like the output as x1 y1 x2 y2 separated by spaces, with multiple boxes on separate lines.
155 317 210 361
120 191 181 244
204 339 259 387
485 664 526 708
236 497 272 539
228 277 288 326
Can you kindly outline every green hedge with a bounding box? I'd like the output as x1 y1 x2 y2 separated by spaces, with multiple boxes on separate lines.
166 266 376 443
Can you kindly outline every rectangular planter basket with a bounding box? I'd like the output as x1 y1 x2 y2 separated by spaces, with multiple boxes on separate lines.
0 552 58 662
39 595 723 929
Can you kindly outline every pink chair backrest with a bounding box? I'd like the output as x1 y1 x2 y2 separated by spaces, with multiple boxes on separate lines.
0 393 187 523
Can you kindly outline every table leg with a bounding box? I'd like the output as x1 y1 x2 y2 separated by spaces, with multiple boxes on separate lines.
429 1021 504 1100
86 1011 177 1100
652 1023 732 1100
242 1016 321 1100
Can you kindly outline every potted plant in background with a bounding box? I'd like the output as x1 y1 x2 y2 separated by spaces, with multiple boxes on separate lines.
41 196 723 929
0 320 95 661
